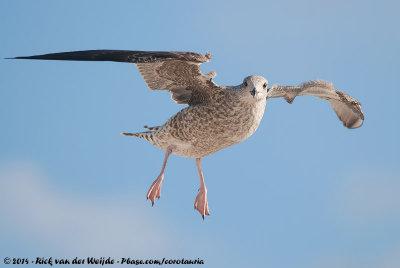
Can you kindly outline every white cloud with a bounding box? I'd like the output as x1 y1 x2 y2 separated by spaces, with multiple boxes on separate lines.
0 162 177 256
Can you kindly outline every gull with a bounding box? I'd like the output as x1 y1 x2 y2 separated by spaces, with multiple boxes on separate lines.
9 50 364 219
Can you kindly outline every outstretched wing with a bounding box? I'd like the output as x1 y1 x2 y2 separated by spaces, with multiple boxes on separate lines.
267 80 364 129
9 50 220 105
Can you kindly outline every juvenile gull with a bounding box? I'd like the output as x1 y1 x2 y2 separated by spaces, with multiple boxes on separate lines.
9 50 364 219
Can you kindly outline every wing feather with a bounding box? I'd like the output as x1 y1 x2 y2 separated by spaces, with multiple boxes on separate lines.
9 50 219 105
9 50 211 63
268 80 364 129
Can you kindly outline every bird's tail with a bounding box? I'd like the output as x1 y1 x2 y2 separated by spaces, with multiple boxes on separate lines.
121 131 155 142
142 125 161 131
121 132 141 137
121 125 160 142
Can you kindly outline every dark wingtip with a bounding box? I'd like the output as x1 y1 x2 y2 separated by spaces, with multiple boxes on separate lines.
5 57 34 60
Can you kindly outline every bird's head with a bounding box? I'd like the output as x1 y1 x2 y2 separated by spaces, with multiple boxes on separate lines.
240 75 269 102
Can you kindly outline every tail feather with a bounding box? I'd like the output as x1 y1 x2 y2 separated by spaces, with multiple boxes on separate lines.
121 131 154 142
143 125 160 131
121 132 140 136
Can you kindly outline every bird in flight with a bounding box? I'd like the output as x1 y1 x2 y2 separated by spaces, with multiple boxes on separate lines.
9 50 364 219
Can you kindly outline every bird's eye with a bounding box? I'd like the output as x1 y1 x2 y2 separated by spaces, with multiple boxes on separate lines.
244 81 248 87
263 83 267 89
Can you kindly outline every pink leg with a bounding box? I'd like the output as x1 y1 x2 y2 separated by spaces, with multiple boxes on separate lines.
147 145 174 206
194 158 210 219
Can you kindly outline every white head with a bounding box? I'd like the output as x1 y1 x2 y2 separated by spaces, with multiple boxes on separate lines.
239 75 269 102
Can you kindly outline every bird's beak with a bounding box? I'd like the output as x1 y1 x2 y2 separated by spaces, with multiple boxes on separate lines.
250 88 256 97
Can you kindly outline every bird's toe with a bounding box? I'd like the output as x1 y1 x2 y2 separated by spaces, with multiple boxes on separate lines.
194 189 210 218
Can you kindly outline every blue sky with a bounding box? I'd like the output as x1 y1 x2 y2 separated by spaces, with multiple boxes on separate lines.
1 0 399 267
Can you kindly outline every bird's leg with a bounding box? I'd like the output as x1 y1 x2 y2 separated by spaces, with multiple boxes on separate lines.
147 145 174 206
194 158 210 219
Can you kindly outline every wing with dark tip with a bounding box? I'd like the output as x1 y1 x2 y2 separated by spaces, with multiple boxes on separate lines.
9 50 221 105
8 50 211 63
267 80 364 129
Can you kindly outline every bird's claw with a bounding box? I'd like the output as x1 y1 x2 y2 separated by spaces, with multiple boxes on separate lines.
146 174 164 206
194 187 210 219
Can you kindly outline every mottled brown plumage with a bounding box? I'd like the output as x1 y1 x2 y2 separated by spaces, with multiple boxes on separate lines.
9 49 364 219
129 92 266 158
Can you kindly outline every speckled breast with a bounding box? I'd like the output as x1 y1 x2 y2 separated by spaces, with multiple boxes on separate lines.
151 98 267 158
